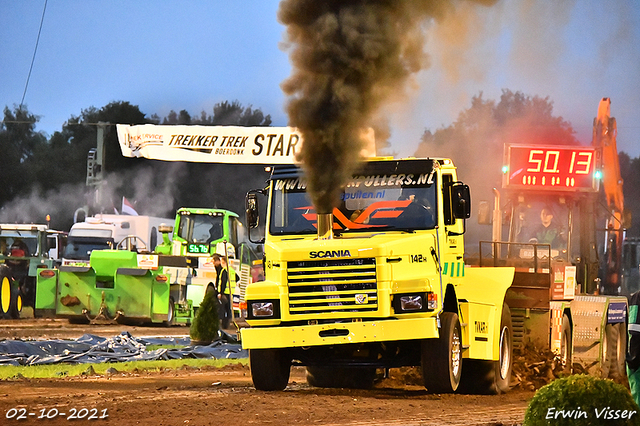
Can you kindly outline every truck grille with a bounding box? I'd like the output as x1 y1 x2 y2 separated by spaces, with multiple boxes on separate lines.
287 258 377 315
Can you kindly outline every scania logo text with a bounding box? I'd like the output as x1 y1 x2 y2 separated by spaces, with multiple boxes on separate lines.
309 250 351 259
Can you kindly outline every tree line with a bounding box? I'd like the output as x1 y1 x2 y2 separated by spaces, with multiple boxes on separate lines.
1 91 639 237
0 101 272 231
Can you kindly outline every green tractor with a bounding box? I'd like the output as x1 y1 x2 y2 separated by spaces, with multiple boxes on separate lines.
0 224 66 319
35 208 262 324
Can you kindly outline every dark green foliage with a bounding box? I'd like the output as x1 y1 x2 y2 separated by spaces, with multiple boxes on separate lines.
7 94 640 238
620 152 640 236
416 90 579 207
0 100 272 230
189 291 220 344
524 375 640 426
0 106 46 200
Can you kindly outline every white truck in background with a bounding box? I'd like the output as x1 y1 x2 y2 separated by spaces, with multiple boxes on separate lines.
62 214 173 267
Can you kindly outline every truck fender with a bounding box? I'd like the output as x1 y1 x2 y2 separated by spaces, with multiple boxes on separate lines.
457 267 514 308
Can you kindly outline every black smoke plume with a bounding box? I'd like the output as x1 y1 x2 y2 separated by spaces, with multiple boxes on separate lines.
278 0 495 213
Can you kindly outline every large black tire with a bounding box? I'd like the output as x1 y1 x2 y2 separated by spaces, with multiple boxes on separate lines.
250 348 291 391
0 268 13 319
459 303 513 394
602 322 627 378
560 314 572 373
163 297 176 326
421 312 462 393
8 287 23 319
19 276 36 309
613 323 627 377
601 324 613 378
306 366 377 389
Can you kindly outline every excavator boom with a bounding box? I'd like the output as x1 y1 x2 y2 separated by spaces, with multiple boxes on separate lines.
593 97 625 290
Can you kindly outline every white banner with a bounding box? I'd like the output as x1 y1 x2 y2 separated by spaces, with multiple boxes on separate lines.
117 124 302 164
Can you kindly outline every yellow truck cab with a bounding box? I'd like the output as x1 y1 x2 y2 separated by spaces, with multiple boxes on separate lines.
242 157 515 393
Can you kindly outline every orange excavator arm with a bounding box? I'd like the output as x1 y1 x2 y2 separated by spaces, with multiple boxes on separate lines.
593 97 624 288
593 98 624 217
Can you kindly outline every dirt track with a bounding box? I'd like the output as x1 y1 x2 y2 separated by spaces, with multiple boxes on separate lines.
0 319 534 425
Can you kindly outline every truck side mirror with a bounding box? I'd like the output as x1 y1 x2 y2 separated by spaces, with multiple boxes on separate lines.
451 183 471 219
246 189 266 244
246 193 260 229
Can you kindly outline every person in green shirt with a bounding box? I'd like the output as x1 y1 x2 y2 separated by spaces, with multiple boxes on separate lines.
529 207 564 249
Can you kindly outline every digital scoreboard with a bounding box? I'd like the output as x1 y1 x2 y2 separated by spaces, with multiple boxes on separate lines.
187 243 210 254
503 145 600 192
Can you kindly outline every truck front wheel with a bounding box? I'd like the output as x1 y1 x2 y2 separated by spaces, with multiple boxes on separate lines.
421 312 462 393
250 348 291 391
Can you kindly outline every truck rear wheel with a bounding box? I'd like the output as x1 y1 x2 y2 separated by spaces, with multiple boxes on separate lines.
250 348 291 391
459 303 513 394
421 312 462 393
306 366 377 389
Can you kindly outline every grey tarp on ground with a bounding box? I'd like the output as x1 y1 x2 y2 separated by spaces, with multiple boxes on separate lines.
0 331 247 366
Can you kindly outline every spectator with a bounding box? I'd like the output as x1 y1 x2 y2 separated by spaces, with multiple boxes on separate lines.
214 254 232 329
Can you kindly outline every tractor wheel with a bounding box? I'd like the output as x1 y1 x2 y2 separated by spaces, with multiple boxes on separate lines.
8 287 22 319
602 322 627 378
459 303 513 394
306 366 377 389
613 323 627 377
560 314 572 373
164 297 176 326
0 267 13 318
249 348 291 391
19 277 36 309
421 312 462 393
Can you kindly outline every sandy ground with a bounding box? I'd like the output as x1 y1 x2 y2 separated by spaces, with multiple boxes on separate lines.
0 318 534 426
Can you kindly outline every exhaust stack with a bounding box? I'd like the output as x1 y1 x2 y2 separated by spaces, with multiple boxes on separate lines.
317 214 333 240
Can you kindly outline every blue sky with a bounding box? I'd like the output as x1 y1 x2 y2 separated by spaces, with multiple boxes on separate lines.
1 1 639 158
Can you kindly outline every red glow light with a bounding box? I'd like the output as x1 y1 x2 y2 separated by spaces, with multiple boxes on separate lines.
503 145 598 192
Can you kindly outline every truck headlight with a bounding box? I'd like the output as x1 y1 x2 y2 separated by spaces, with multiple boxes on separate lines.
248 300 280 319
400 295 423 310
393 292 436 313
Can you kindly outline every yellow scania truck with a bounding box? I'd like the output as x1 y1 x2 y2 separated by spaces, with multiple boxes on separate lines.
241 157 515 393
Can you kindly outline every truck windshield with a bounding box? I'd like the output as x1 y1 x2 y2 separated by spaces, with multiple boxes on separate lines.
63 237 114 261
0 231 39 257
270 173 437 235
177 214 225 243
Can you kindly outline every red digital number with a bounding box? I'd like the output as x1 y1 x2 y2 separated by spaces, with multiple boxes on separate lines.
506 145 597 191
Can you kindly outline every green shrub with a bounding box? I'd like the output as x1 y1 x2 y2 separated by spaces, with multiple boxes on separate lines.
189 291 220 344
524 375 640 426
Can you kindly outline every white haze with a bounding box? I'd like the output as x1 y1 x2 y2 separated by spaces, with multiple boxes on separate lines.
0 164 185 231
